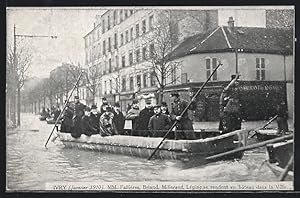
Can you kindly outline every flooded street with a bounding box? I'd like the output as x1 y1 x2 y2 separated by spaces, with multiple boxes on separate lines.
7 113 279 191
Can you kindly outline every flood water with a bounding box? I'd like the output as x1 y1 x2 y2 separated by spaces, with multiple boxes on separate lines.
6 114 279 191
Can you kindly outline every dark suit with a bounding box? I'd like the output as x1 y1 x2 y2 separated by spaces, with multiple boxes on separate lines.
113 109 125 135
136 107 154 137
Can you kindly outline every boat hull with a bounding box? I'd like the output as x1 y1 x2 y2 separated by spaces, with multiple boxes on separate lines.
57 130 247 166
256 129 281 141
266 162 293 181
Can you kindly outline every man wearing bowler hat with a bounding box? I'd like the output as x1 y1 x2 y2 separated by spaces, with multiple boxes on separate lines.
170 92 197 140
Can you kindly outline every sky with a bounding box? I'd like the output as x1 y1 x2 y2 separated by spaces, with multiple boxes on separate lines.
6 6 293 78
7 7 105 78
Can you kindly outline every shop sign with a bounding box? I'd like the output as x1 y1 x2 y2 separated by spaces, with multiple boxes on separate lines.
238 84 284 91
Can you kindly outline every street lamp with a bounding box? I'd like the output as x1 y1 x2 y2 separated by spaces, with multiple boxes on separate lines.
10 24 58 126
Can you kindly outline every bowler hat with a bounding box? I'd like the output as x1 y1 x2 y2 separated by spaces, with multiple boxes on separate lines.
74 96 79 99
161 102 167 107
91 104 97 109
132 99 139 104
153 104 161 108
145 99 152 104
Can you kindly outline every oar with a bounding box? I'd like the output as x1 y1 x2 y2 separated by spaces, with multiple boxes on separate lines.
279 155 294 181
148 62 223 160
206 134 293 161
249 115 278 138
44 71 84 148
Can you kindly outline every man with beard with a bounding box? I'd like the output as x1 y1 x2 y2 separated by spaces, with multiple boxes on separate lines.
136 99 154 137
112 102 125 135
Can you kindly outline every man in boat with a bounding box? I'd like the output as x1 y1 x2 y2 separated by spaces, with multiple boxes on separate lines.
100 97 109 115
112 102 125 135
170 92 197 140
136 99 154 137
60 102 74 133
53 105 61 121
148 104 172 137
81 104 100 136
99 105 116 136
276 101 289 134
125 99 140 136
219 74 242 134
71 96 87 138
161 102 170 115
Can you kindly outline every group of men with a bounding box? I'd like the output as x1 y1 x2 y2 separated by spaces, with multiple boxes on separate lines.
59 74 289 139
60 96 125 138
40 106 61 120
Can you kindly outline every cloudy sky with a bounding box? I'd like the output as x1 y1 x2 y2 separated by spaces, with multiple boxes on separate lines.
7 7 105 78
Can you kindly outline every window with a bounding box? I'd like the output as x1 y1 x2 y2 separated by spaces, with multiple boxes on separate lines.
122 77 126 91
120 10 123 22
114 33 118 49
130 27 133 41
206 58 217 80
129 76 134 90
136 75 141 88
109 79 112 94
113 11 117 26
150 72 156 86
102 40 106 55
181 73 188 84
142 46 147 60
171 65 177 84
120 33 124 46
103 61 107 74
108 58 112 73
149 43 155 57
108 37 111 52
136 23 139 38
130 10 133 15
143 73 148 88
122 55 126 67
115 78 119 93
125 30 129 43
102 19 105 34
108 15 111 30
256 58 266 80
142 19 146 34
129 51 133 65
149 15 154 30
135 49 140 63
125 10 128 18
115 55 119 69
104 81 107 94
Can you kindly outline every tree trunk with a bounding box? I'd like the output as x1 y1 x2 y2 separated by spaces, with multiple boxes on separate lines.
10 90 16 127
17 88 21 126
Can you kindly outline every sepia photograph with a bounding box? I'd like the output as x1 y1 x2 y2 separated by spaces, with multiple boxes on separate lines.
6 6 294 191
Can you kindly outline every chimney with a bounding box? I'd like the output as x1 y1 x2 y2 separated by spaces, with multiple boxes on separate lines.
228 16 235 32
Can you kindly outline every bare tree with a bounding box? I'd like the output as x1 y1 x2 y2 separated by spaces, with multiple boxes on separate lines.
7 44 33 126
85 65 101 105
143 10 182 103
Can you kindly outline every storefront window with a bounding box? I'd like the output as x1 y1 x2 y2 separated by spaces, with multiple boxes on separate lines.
130 76 134 90
256 58 266 80
206 58 217 80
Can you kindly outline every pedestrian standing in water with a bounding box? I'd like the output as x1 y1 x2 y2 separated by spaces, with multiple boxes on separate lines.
136 99 154 137
276 101 289 134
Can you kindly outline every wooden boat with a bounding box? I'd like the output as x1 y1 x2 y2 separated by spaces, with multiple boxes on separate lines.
57 129 247 166
256 128 293 141
266 139 294 181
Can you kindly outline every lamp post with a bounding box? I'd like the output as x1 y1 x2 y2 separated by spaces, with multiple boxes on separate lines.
11 24 57 126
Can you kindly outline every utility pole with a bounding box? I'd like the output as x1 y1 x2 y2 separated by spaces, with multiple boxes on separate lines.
12 24 57 126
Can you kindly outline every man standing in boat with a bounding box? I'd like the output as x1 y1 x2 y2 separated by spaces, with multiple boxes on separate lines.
136 99 154 137
125 99 140 136
112 102 125 135
148 104 172 137
219 74 242 134
71 96 86 138
170 92 197 140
